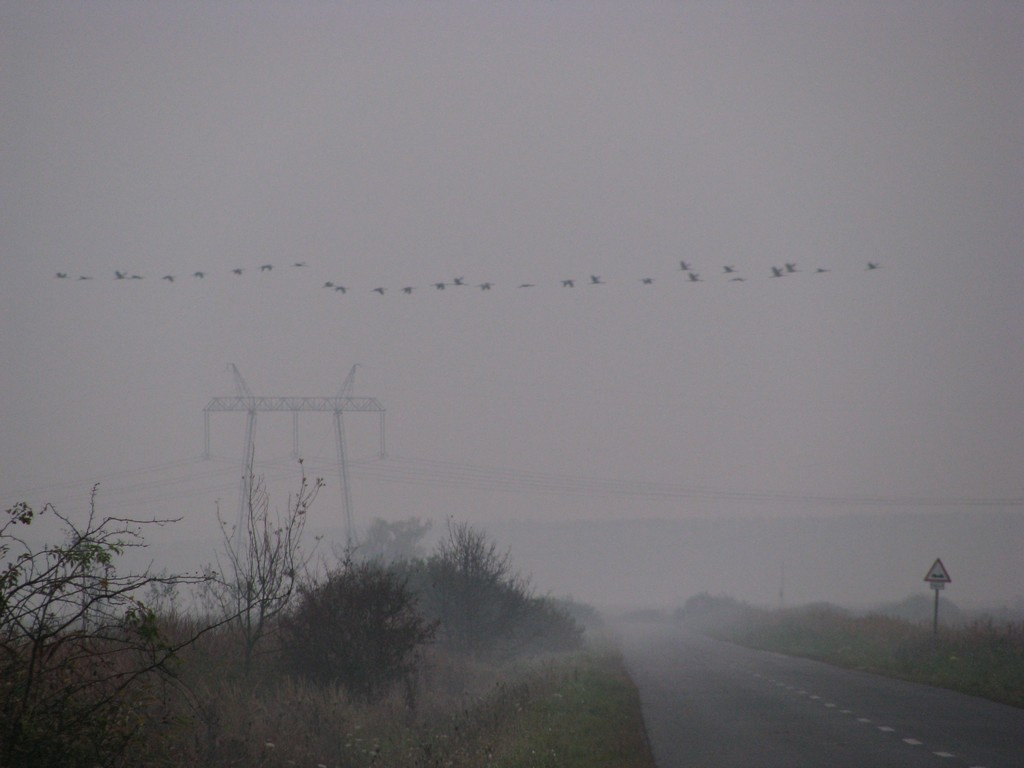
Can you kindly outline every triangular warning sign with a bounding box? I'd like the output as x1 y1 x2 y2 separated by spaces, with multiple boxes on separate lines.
924 558 951 583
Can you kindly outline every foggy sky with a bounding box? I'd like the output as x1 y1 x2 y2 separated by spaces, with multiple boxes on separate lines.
3 1 1023 609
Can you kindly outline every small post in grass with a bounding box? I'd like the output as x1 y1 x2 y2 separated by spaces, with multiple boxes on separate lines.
923 558 952 637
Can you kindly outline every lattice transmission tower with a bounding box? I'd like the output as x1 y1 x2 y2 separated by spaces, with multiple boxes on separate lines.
203 364 385 549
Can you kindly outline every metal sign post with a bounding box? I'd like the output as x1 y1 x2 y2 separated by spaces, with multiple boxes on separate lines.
923 558 952 636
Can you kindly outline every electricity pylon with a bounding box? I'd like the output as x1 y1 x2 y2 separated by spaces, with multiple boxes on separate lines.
203 364 385 549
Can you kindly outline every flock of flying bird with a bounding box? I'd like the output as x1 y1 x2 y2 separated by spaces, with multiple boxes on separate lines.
53 259 882 293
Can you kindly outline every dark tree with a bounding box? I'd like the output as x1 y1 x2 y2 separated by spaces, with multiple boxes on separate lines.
281 558 436 702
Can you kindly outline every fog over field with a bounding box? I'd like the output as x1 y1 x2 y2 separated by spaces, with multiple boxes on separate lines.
3 2 1022 612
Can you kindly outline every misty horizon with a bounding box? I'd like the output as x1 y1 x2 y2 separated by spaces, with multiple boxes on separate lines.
3 2 1022 613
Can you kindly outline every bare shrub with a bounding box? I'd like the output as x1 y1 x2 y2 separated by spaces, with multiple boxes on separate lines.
203 457 322 678
0 494 207 768
413 521 583 660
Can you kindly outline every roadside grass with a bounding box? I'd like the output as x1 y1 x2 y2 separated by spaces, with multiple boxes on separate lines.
484 646 656 768
714 607 1024 708
139 624 656 768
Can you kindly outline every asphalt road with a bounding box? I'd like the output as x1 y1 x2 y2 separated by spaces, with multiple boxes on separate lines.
619 623 1024 768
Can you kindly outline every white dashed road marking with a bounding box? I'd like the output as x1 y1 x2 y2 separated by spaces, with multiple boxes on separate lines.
747 670 987 766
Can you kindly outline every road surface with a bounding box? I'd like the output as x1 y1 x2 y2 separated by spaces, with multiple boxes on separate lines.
619 622 1024 768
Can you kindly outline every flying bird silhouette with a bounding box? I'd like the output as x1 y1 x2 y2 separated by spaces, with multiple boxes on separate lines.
562 279 575 287
815 267 830 274
479 282 493 290
292 261 307 267
402 286 414 294
590 275 604 285
518 283 535 288
162 275 175 282
55 272 68 278
372 287 386 295
723 265 736 274
867 261 880 270
452 277 466 286
334 286 347 293
260 264 273 272
193 271 205 278
770 266 785 278
785 263 798 273
641 277 654 284
130 274 143 280
679 260 691 271
115 270 127 279
232 268 243 275
324 281 334 288
433 282 446 290
687 272 701 282
78 276 93 280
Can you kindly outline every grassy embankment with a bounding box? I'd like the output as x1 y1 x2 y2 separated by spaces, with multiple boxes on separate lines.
701 601 1024 708
139 625 656 768
481 645 656 768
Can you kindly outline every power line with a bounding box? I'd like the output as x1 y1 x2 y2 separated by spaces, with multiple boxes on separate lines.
6 452 1020 522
